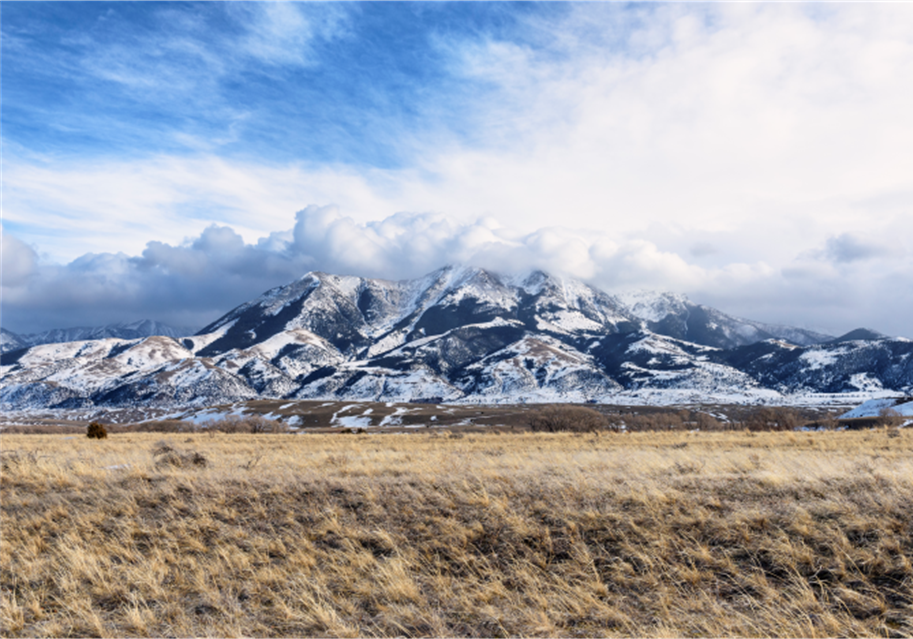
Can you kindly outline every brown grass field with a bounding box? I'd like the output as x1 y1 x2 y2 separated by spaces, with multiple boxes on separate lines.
2 428 911 637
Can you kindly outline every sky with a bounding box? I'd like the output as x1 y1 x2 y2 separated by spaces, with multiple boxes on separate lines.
2 2 912 337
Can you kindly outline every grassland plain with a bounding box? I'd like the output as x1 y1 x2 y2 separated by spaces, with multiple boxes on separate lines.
2 429 912 637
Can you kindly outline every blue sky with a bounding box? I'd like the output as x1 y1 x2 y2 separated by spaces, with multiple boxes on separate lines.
4 2 526 166
3 2 913 336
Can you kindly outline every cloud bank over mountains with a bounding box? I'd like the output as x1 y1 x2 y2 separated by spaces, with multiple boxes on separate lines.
4 205 911 338
2 3 911 337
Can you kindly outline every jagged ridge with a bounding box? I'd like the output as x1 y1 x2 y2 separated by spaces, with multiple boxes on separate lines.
1 320 195 353
2 267 910 410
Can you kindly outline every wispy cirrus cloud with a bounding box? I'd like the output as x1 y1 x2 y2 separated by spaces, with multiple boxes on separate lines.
228 2 352 67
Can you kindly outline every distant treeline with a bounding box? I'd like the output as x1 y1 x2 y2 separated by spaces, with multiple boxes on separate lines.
3 403 902 435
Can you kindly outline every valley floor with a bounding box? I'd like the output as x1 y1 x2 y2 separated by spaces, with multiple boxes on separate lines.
2 430 912 637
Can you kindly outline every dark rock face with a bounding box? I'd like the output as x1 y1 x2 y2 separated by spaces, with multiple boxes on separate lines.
2 266 910 409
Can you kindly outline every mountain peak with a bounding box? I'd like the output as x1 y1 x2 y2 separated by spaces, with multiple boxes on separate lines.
613 290 691 323
830 328 888 343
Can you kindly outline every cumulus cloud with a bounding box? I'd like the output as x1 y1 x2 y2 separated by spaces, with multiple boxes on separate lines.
0 208 709 333
4 206 911 338
1 232 38 288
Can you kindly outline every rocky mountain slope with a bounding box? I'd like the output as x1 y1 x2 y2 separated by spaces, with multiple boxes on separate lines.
2 266 910 410
0 329 28 354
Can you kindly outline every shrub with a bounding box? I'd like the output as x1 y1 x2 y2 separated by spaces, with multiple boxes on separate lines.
879 407 903 428
745 407 801 431
87 422 108 439
693 411 724 430
528 405 615 433
203 414 288 434
2 425 87 435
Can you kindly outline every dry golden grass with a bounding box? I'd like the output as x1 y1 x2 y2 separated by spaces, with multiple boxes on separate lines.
2 428 912 637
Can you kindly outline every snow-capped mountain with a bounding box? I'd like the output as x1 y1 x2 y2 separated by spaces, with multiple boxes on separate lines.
614 291 831 348
0 328 28 354
1 320 194 353
829 328 888 343
2 267 910 410
192 267 635 357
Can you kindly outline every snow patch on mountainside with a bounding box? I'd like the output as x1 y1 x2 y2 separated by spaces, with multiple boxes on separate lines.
614 291 689 323
536 311 604 334
4 338 127 370
112 336 192 368
799 347 848 371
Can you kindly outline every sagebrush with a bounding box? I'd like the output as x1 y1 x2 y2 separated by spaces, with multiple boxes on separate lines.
86 422 107 439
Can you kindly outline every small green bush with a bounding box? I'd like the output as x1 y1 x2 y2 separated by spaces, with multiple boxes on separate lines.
87 422 108 439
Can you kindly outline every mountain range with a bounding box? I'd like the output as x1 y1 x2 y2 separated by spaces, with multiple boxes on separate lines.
1 320 194 353
2 266 910 411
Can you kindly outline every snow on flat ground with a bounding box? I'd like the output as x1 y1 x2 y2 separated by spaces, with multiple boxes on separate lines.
177 404 249 425
333 415 373 428
379 407 410 427
330 404 370 427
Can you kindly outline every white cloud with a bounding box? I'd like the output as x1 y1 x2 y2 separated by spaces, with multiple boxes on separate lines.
8 4 913 260
4 206 911 338
1 231 39 287
230 3 351 67
4 4 913 337
430 3 913 235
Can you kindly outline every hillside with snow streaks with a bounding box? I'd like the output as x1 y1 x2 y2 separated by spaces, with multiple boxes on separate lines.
840 397 913 419
1 320 195 353
2 266 911 410
614 291 831 348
